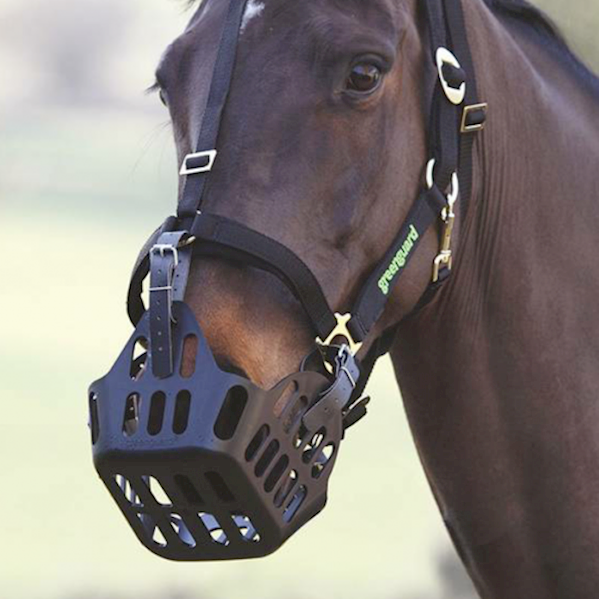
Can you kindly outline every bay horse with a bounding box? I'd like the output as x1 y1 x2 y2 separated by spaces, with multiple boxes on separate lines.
147 0 599 596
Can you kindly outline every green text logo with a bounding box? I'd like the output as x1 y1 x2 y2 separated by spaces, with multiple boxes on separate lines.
378 224 420 295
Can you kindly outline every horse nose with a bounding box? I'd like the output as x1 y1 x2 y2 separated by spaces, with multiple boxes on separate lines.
185 259 316 388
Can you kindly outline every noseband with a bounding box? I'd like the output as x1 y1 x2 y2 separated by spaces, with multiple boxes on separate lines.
89 0 486 561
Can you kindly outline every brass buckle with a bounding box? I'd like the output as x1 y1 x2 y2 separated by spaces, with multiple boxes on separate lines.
460 103 488 133
316 313 363 355
426 159 459 283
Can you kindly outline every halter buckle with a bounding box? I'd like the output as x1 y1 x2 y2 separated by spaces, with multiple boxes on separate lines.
436 48 466 106
180 150 218 176
316 313 363 355
150 243 179 268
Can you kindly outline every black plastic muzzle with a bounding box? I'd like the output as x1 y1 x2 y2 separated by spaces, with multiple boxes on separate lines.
89 301 349 561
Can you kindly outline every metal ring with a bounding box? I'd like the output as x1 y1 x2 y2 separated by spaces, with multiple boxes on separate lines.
426 159 459 206
436 47 466 106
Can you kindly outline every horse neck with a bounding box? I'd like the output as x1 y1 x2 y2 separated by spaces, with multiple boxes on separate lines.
390 4 599 596
394 0 599 390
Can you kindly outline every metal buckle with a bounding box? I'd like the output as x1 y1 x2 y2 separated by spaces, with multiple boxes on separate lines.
316 313 363 355
436 47 466 106
150 243 179 268
179 150 218 176
460 102 488 133
426 159 459 283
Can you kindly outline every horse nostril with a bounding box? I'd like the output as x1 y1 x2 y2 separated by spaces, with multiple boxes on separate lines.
214 355 249 380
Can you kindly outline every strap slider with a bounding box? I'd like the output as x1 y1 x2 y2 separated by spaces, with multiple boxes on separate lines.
180 150 218 176
460 102 488 133
436 48 466 105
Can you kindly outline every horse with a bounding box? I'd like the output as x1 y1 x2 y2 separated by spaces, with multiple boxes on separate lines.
144 0 599 596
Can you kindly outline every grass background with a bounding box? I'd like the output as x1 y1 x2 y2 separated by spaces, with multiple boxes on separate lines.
0 1 597 598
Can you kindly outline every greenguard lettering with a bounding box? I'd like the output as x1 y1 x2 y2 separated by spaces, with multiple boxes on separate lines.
377 224 420 295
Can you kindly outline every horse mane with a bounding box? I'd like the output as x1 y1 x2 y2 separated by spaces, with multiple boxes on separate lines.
484 0 599 96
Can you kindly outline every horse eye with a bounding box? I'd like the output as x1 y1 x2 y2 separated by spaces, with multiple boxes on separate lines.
346 63 382 94
159 89 168 107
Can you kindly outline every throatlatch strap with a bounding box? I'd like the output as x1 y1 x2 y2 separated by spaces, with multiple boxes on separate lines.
177 0 249 219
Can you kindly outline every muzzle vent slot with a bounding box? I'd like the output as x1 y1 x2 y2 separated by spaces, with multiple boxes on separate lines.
173 390 191 434
115 475 143 506
148 476 172 506
264 455 289 493
174 474 204 506
88 392 99 445
283 485 307 523
255 440 280 477
245 425 270 462
302 428 326 463
274 469 298 508
180 334 198 378
123 393 142 437
205 471 235 503
200 513 229 546
170 513 196 547
214 386 248 440
148 391 166 435
312 443 335 479
232 514 261 542
130 337 148 380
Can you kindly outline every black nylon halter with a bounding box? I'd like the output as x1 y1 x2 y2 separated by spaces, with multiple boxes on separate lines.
127 0 486 376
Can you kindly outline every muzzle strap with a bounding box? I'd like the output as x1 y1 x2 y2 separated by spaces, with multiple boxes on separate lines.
303 346 360 432
149 231 193 378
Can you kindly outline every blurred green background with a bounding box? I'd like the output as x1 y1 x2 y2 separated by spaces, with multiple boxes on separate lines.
0 1 597 598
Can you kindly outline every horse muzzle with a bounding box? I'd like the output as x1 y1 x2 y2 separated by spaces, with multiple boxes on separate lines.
89 295 360 561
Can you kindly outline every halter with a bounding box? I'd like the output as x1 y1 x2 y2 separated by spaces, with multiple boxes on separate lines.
89 0 486 561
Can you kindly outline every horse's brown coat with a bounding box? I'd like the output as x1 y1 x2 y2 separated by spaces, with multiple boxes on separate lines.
157 1 599 596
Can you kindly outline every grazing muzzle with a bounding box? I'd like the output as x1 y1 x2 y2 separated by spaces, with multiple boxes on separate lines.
89 262 361 560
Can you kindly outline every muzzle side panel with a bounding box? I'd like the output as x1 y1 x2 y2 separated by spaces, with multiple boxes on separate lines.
89 303 343 561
